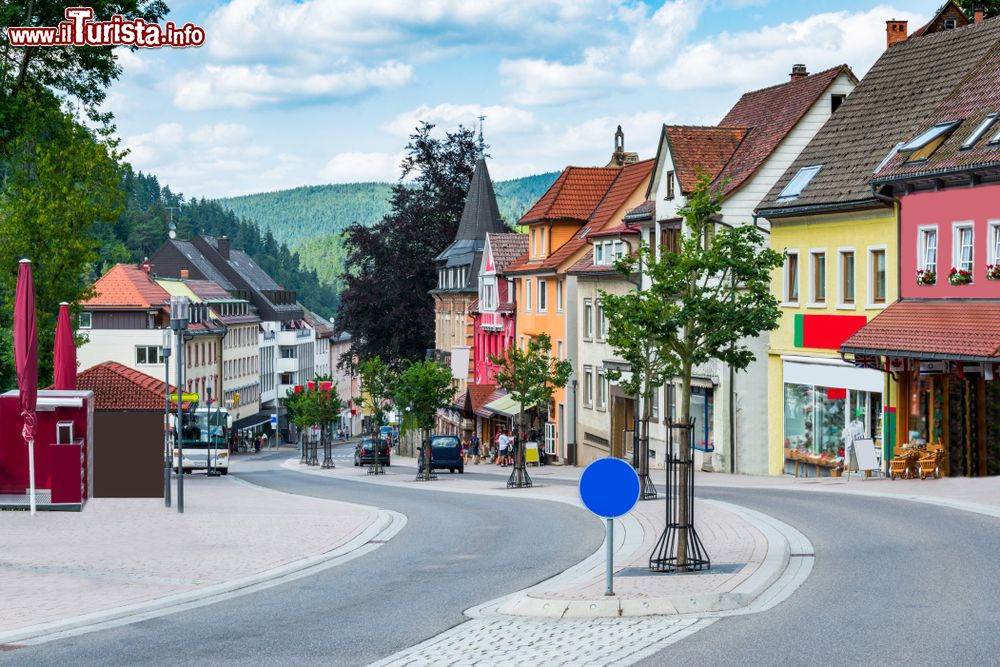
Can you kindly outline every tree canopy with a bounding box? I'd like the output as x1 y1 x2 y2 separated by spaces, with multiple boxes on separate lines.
393 360 454 432
356 357 396 431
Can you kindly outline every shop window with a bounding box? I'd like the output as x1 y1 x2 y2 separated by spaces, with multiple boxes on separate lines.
784 251 800 304
690 387 714 452
870 248 887 304
839 250 855 306
810 251 826 305
919 227 938 273
953 224 974 275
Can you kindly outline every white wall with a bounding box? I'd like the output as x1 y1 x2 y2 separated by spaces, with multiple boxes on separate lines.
79 329 167 381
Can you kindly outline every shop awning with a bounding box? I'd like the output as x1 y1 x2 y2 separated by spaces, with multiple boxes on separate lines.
483 393 521 417
232 413 272 431
840 300 1000 361
465 383 496 417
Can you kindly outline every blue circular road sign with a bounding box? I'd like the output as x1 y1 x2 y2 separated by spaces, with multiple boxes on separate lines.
579 457 640 519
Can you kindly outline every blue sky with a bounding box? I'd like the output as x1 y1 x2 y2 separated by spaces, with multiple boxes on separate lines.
107 0 943 198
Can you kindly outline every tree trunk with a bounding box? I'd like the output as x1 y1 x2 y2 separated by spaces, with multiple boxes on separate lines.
677 358 693 572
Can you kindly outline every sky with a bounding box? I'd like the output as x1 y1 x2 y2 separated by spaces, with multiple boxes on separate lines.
106 0 944 199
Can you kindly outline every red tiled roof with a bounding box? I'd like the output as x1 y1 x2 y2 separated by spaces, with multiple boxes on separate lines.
474 388 507 418
663 126 747 195
83 264 170 309
519 167 620 224
841 300 1000 359
75 361 177 410
910 1 970 39
486 233 530 272
465 383 496 414
184 279 232 301
715 65 855 196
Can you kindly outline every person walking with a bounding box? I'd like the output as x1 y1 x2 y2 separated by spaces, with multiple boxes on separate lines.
470 433 481 465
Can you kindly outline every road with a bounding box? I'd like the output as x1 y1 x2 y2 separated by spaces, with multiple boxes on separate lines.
2 445 603 667
5 443 1000 666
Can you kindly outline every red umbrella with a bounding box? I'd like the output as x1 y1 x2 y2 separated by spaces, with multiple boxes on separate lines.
13 259 38 514
53 302 77 390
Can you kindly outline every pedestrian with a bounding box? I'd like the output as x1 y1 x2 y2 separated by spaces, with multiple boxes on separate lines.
461 435 471 465
470 433 481 465
262 431 270 450
500 430 512 466
254 434 261 453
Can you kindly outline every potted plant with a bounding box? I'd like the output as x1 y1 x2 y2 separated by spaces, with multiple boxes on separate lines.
949 267 973 285
916 268 936 285
986 264 1000 280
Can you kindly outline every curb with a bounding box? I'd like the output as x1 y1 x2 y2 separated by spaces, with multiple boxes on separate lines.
0 476 406 647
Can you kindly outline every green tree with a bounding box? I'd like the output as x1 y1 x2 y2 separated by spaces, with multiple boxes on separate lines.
0 103 124 388
356 357 396 473
393 359 454 480
615 175 783 570
490 333 572 488
285 378 343 465
957 1 1000 19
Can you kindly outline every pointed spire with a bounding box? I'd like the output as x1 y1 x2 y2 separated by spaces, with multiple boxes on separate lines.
454 158 505 241
477 114 486 159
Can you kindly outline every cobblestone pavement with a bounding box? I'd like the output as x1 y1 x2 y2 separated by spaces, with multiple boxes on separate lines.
370 616 717 667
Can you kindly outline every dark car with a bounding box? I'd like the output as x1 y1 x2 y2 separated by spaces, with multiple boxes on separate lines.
354 437 390 466
417 434 464 474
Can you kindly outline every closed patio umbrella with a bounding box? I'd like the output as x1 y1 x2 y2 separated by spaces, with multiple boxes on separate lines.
53 302 76 390
14 259 38 515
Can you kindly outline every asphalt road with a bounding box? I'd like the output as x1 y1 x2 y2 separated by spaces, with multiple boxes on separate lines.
638 486 1000 667
2 448 603 667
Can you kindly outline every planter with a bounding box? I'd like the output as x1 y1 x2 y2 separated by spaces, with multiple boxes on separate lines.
986 264 1000 281
948 267 973 286
915 269 936 286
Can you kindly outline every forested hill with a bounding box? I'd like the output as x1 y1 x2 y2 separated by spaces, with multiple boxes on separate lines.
215 172 560 247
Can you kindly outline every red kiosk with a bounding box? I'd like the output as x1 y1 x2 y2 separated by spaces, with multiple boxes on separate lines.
0 389 93 510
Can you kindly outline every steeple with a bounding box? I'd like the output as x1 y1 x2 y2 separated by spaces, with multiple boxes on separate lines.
454 158 506 241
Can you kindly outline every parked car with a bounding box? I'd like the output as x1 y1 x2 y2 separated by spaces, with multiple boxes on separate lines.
354 437 390 466
417 434 464 474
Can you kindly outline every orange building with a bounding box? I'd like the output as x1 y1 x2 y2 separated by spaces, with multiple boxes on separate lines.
505 134 653 463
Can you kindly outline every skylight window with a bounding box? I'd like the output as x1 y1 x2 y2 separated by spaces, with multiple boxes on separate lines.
777 165 822 201
989 125 1000 146
961 114 998 150
874 143 904 174
900 121 962 151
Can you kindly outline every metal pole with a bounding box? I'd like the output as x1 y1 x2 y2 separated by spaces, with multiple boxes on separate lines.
605 518 614 596
176 330 184 513
164 350 171 507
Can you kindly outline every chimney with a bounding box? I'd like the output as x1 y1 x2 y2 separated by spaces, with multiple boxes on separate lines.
975 7 985 23
789 64 809 81
218 235 230 260
886 19 908 48
180 268 189 279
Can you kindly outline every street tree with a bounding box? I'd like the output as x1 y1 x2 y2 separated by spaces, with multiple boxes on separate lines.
490 333 572 488
957 1 1000 18
356 357 396 474
615 175 783 570
285 379 343 466
393 360 454 481
601 275 678 497
335 122 481 365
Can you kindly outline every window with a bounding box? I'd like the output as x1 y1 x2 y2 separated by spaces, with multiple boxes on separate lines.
777 166 822 200
901 122 961 162
594 243 605 265
666 171 675 200
871 248 887 304
557 340 563 360
785 252 800 303
944 17 957 29
954 224 974 274
596 301 606 340
810 251 826 305
583 299 594 339
584 367 594 407
597 369 607 410
661 225 680 254
990 125 1000 145
651 387 659 420
538 279 547 312
873 143 904 174
136 345 163 365
78 312 92 329
525 278 532 312
839 250 856 306
540 227 546 257
531 228 537 257
556 279 563 312
919 227 938 272
990 221 1000 265
961 113 998 150
831 93 846 113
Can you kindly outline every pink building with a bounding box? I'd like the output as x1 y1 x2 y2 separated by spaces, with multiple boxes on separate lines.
471 233 527 386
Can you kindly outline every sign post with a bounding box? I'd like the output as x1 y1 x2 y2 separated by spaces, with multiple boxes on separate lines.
579 458 640 596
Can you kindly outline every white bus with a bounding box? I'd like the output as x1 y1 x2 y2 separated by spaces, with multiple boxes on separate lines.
171 406 232 474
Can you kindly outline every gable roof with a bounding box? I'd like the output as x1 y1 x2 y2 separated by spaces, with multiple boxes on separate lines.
83 264 170 310
519 167 620 224
486 233 529 273
759 19 1000 217
910 1 970 39
662 126 748 195
75 361 176 411
160 240 235 290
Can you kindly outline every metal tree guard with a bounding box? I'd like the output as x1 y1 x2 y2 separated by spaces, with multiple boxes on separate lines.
637 417 657 500
322 427 335 468
649 417 710 573
507 433 532 489
368 430 385 475
415 430 436 481
308 431 319 466
300 430 309 464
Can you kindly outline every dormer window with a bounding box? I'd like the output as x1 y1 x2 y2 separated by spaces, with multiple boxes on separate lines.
961 113 998 150
944 18 957 29
777 165 822 201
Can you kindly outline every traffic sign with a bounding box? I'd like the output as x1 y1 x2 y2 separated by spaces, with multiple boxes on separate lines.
270 414 278 426
579 457 640 518
169 392 199 403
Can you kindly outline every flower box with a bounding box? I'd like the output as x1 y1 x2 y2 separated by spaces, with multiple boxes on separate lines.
987 264 1000 281
948 267 972 285
916 269 936 285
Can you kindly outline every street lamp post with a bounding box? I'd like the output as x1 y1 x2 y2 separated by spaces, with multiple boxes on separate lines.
206 384 221 476
170 295 190 513
163 329 172 507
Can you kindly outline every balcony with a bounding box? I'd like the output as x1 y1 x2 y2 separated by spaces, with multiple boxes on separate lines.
276 357 298 374
480 311 504 331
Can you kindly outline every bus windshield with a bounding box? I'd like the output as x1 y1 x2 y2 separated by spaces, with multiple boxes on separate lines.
181 410 228 445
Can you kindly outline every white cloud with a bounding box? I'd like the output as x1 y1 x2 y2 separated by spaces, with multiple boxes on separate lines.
383 104 535 137
172 61 412 110
320 151 404 183
500 47 645 106
626 0 703 69
660 5 925 91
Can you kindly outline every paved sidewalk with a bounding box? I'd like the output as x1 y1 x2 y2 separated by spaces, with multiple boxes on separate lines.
0 473 379 637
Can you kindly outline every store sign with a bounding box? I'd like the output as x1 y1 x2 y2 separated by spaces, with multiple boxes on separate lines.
920 361 946 375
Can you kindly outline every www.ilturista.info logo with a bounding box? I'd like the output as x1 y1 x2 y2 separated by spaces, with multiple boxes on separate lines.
5 7 205 48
